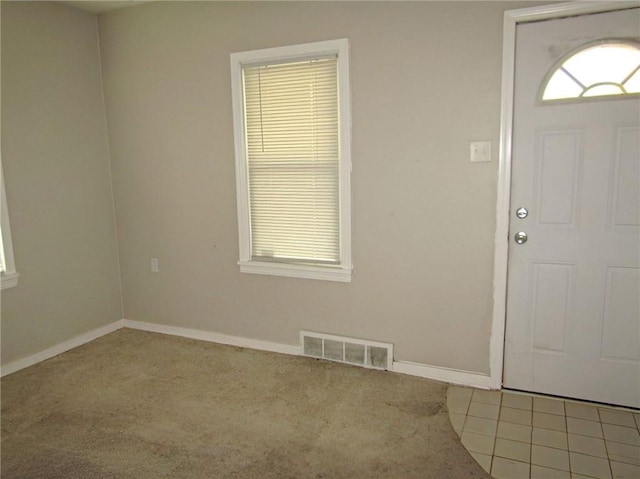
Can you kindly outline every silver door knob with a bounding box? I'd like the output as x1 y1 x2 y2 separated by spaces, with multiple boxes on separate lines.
516 207 528 219
514 232 528 244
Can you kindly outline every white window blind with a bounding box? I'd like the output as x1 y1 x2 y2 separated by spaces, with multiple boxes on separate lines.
0 226 6 273
0 160 18 289
242 57 340 265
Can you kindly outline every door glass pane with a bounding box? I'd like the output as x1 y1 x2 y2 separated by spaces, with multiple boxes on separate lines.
542 41 640 101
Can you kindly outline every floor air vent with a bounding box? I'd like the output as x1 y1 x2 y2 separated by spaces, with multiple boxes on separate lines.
300 331 393 370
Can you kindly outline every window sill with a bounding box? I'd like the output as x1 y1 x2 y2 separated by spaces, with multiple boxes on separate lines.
239 260 352 283
1 271 19 290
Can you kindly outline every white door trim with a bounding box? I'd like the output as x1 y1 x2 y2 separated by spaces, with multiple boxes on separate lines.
489 0 640 390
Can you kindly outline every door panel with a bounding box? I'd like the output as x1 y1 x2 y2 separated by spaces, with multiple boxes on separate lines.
601 267 640 362
535 129 581 226
504 8 640 408
530 262 573 353
610 127 640 230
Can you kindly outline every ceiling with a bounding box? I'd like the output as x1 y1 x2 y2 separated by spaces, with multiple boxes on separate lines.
59 0 514 15
59 1 151 14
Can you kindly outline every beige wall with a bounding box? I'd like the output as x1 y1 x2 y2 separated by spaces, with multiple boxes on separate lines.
1 2 123 364
99 1 528 374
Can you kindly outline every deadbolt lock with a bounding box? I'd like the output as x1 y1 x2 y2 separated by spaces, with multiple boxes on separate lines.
516 207 528 219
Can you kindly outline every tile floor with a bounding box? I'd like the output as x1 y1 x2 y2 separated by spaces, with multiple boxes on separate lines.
447 386 640 479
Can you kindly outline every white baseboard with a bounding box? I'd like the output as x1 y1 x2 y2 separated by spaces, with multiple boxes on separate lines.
1 319 126 377
122 319 301 356
1 317 495 391
125 321 494 389
392 360 495 390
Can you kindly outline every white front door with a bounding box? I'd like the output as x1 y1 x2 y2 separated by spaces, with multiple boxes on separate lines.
503 8 640 408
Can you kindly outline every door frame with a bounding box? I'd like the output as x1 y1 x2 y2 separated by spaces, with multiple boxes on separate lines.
489 0 639 390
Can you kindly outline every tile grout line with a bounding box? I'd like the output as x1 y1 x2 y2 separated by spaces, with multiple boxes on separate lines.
599 405 614 478
529 402 533 477
493 393 501 476
597 405 617 479
527 402 532 478
563 398 570 477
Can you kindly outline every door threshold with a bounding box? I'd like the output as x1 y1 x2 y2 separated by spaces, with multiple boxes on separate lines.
502 387 639 413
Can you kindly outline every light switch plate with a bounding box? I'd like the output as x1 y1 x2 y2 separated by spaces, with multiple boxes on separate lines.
470 141 492 163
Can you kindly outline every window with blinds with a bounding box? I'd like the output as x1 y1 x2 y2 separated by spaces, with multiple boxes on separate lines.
0 161 19 290
0 227 6 273
231 39 352 282
243 57 339 265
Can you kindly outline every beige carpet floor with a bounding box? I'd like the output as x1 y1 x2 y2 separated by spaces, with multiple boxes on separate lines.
1 328 489 478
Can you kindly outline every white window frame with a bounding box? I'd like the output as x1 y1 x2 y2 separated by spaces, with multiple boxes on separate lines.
1 158 18 290
230 39 352 282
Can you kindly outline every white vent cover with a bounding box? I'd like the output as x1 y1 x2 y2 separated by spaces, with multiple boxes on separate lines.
300 331 393 370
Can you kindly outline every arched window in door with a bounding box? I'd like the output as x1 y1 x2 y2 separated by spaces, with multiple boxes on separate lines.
541 40 640 101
